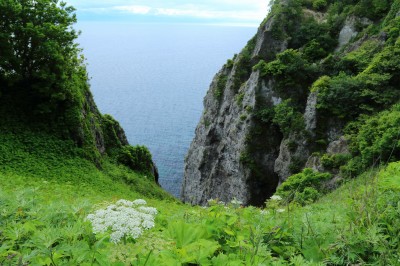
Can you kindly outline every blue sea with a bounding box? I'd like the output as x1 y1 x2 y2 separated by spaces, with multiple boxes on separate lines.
78 23 256 197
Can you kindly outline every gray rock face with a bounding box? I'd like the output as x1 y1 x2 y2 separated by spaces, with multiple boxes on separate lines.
336 16 372 51
304 91 318 133
327 136 349 154
181 69 259 205
274 92 318 183
182 12 290 206
252 16 288 61
337 18 358 51
182 6 371 206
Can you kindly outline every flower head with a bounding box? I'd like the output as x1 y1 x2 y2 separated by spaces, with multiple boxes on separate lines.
87 199 157 243
270 195 282 201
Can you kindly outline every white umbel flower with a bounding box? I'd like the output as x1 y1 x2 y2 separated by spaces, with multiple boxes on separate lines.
270 195 282 201
87 199 157 243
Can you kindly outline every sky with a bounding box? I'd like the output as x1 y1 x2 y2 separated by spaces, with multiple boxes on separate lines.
65 0 271 27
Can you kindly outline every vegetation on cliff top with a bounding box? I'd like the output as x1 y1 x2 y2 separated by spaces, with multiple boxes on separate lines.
0 0 157 178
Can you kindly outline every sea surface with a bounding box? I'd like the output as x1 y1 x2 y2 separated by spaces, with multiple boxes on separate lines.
78 23 257 197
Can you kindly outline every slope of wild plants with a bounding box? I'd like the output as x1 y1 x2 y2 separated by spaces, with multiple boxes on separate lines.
1 133 400 265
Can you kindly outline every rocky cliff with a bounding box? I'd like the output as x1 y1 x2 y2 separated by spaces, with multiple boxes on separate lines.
182 0 400 206
181 27 284 206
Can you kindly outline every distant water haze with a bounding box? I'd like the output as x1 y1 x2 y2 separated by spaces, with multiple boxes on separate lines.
78 22 256 197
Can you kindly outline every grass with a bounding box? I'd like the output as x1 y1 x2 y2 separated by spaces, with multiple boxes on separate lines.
1 127 400 265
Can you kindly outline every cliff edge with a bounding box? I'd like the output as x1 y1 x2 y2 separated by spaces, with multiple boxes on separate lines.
182 0 400 205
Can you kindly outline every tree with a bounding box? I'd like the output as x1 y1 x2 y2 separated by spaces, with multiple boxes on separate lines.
0 0 83 114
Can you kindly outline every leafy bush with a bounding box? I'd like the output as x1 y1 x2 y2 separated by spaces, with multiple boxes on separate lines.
313 0 328 10
118 145 153 175
235 92 245 107
353 0 391 20
214 74 228 101
101 114 127 153
273 100 305 137
320 153 352 169
347 104 400 168
317 40 400 121
290 17 337 60
260 49 317 104
336 40 382 75
269 0 303 41
231 37 257 92
276 168 332 205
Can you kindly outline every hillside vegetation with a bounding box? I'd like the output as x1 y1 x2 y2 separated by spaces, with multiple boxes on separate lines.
1 0 400 265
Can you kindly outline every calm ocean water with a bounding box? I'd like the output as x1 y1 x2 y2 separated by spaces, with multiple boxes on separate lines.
78 23 256 197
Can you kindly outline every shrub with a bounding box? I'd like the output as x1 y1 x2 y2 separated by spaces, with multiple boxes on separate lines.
117 145 153 175
261 49 317 103
312 0 327 10
231 37 257 92
273 100 305 137
214 74 228 101
235 92 245 107
276 168 331 205
347 104 400 168
320 153 352 169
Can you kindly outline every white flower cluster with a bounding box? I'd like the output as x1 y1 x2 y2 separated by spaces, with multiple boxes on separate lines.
207 198 225 206
230 198 243 205
86 199 157 244
270 195 282 201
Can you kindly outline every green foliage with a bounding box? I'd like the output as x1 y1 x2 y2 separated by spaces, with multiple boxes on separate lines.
273 100 305 137
235 92 245 107
312 0 328 10
261 49 317 104
320 153 352 169
225 58 234 69
0 0 86 122
2 142 400 265
255 106 275 124
231 37 257 92
276 168 331 205
378 161 400 190
101 114 127 153
336 40 382 75
353 0 392 20
214 74 227 101
0 0 134 166
0 180 153 265
118 145 154 176
269 0 303 41
346 104 400 170
288 156 307 174
315 73 361 119
317 36 400 120
0 129 170 199
290 18 337 60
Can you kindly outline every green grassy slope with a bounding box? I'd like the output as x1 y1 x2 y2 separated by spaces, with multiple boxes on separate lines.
1 129 400 265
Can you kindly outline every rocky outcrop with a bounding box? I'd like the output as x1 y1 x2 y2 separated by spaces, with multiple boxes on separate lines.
252 15 288 62
182 12 288 206
181 68 255 205
336 16 372 51
182 1 388 206
274 92 318 183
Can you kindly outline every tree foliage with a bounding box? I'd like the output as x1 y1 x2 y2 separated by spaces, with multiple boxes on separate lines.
0 0 81 110
276 168 331 205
